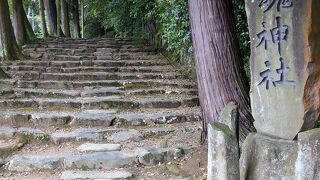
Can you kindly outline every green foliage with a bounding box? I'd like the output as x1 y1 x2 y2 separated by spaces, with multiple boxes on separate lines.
84 0 250 78
232 0 251 77
151 0 194 70
84 0 194 75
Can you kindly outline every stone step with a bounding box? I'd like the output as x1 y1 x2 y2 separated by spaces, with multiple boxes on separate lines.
9 72 182 81
8 152 136 172
2 59 170 67
60 170 133 180
7 146 191 172
0 96 199 110
1 79 196 90
8 87 197 98
0 109 201 128
2 65 175 73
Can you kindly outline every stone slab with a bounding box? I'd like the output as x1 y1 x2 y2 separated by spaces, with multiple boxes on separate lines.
109 130 143 143
135 147 184 166
8 156 61 172
240 133 297 180
63 152 136 170
246 0 320 139
77 143 122 153
60 170 133 180
51 128 103 144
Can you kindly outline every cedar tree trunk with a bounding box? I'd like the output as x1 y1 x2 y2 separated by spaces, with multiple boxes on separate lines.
188 0 255 142
71 0 81 38
61 0 71 37
44 0 57 36
22 4 36 40
0 0 22 60
12 0 28 45
39 0 49 37
55 0 65 37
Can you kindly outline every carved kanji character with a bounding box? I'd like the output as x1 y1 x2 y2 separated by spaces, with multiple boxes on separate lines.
258 61 276 90
271 17 289 56
256 22 271 50
274 57 296 86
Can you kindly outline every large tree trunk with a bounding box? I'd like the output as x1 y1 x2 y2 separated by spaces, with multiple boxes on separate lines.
71 0 81 38
44 0 57 36
39 0 49 37
188 0 255 142
61 0 70 37
12 0 28 45
22 3 36 40
0 0 22 61
81 0 84 38
55 0 65 37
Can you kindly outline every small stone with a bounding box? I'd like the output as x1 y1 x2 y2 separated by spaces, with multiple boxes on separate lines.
115 114 147 126
60 170 133 180
77 143 122 153
135 147 184 166
8 156 61 172
144 127 175 136
0 138 25 156
70 113 116 126
0 127 16 139
31 112 71 126
17 128 49 140
51 128 103 144
63 152 136 170
110 130 143 142
139 99 181 108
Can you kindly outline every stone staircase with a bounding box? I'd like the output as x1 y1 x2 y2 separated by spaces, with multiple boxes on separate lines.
0 38 204 179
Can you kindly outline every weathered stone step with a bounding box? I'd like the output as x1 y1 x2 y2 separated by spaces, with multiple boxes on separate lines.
0 79 196 90
8 87 197 98
7 146 191 172
0 110 201 128
2 65 175 73
8 152 136 172
8 71 183 81
2 59 170 67
0 96 199 110
60 170 133 180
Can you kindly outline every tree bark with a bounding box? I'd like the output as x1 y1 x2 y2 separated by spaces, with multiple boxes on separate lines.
22 3 36 41
81 0 84 38
71 0 81 38
12 0 28 45
44 0 57 36
61 0 70 37
188 0 256 143
55 0 65 37
0 0 22 61
39 0 49 37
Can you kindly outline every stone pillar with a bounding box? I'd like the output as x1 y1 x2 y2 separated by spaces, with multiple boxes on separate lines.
207 102 239 180
295 128 320 180
245 0 320 140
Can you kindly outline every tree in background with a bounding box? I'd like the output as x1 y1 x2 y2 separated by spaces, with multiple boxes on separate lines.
44 0 57 36
12 0 30 45
39 0 49 37
188 0 255 142
61 0 71 37
55 0 65 37
0 0 23 61
71 0 81 38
